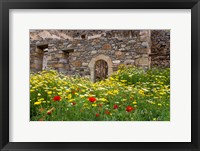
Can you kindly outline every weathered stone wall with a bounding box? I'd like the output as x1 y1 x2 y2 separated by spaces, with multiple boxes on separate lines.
150 30 170 67
30 30 151 75
30 30 169 80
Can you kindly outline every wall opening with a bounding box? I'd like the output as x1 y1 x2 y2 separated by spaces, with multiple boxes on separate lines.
88 54 113 82
35 44 48 71
94 60 108 82
81 34 86 39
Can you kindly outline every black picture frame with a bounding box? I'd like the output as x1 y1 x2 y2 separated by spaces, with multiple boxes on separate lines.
0 0 200 151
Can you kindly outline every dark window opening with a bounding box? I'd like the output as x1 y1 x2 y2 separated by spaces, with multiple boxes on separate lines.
36 44 48 71
81 34 86 39
94 60 108 82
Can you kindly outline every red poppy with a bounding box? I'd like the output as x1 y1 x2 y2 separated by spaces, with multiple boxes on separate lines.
126 106 134 112
113 104 118 109
53 96 61 101
105 110 110 115
72 90 75 94
39 118 44 121
95 113 100 117
130 97 134 100
39 108 44 112
47 107 54 115
72 102 76 105
47 111 52 115
99 104 103 107
88 97 96 103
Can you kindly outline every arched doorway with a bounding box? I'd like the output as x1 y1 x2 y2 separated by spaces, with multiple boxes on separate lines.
94 60 108 82
88 54 113 82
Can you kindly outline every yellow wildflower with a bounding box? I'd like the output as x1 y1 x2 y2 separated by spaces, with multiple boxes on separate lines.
67 94 72 99
109 77 115 81
133 101 137 105
34 102 41 105
113 90 118 94
92 104 97 107
107 91 114 95
47 91 52 95
100 98 108 102
58 92 62 95
68 99 75 102
80 95 85 98
66 89 71 93
139 90 144 95
38 98 44 101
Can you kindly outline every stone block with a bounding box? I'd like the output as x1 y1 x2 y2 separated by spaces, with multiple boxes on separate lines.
47 56 52 60
71 60 82 67
115 51 125 59
115 51 122 56
67 44 72 48
34 59 43 65
59 58 68 63
135 57 149 66
30 64 36 68
140 35 148 41
113 60 121 64
35 48 43 53
88 34 101 40
125 46 131 50
134 55 141 59
91 50 97 54
55 64 64 68
48 49 54 53
141 42 149 48
82 63 89 67
72 52 81 57
31 53 42 57
102 43 112 50
63 42 68 46
136 48 149 54
126 56 132 59
55 53 64 58
128 40 136 43
58 68 68 73
71 57 77 61
124 60 135 65
142 54 149 58
98 50 107 54
121 44 126 48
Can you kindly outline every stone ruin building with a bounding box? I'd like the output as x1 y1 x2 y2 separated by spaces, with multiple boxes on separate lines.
30 30 170 82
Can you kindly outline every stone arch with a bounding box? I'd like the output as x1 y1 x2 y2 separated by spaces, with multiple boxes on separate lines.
88 54 113 82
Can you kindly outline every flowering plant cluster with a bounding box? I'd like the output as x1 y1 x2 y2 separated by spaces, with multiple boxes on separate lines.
30 67 170 121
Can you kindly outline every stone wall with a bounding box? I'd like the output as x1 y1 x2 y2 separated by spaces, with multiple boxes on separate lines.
150 30 170 67
30 30 169 80
30 30 150 74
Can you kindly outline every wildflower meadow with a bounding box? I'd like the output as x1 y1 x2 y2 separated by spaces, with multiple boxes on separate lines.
30 66 170 121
